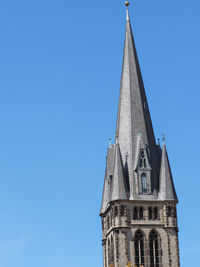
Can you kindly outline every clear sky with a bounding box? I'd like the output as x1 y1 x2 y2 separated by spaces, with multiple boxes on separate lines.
0 0 199 266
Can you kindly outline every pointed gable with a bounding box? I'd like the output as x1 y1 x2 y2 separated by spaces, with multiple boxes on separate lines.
159 142 178 202
134 133 151 171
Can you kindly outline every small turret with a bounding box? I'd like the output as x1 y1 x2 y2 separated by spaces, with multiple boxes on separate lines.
159 141 178 202
111 141 128 201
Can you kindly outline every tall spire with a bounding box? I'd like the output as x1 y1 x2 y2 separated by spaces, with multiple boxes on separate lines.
159 141 178 202
116 3 159 199
100 6 180 267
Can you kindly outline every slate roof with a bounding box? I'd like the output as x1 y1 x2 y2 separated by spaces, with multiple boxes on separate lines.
100 8 178 214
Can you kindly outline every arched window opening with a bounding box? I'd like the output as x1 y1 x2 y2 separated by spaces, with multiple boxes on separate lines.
154 207 158 220
149 207 153 220
139 207 143 220
149 230 161 267
134 230 145 267
133 207 138 220
141 173 147 193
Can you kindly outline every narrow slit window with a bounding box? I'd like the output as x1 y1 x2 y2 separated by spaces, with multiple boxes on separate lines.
114 206 118 217
154 207 158 220
133 207 138 220
139 207 143 220
149 207 153 220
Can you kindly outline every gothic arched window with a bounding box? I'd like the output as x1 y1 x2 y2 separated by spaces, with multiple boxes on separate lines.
134 230 145 267
141 173 147 193
149 230 161 267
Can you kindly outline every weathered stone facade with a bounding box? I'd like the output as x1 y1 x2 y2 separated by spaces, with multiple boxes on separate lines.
100 5 180 267
101 201 180 267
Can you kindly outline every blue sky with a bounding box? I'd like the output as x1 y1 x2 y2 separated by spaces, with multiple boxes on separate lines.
0 0 199 266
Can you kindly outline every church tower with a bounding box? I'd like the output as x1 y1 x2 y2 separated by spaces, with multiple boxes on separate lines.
100 2 180 267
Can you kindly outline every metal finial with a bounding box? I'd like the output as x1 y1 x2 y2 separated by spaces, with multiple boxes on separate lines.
162 133 165 142
125 1 130 7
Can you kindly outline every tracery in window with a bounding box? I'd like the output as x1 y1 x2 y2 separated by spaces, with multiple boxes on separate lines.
134 230 145 267
149 230 161 267
139 150 146 168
